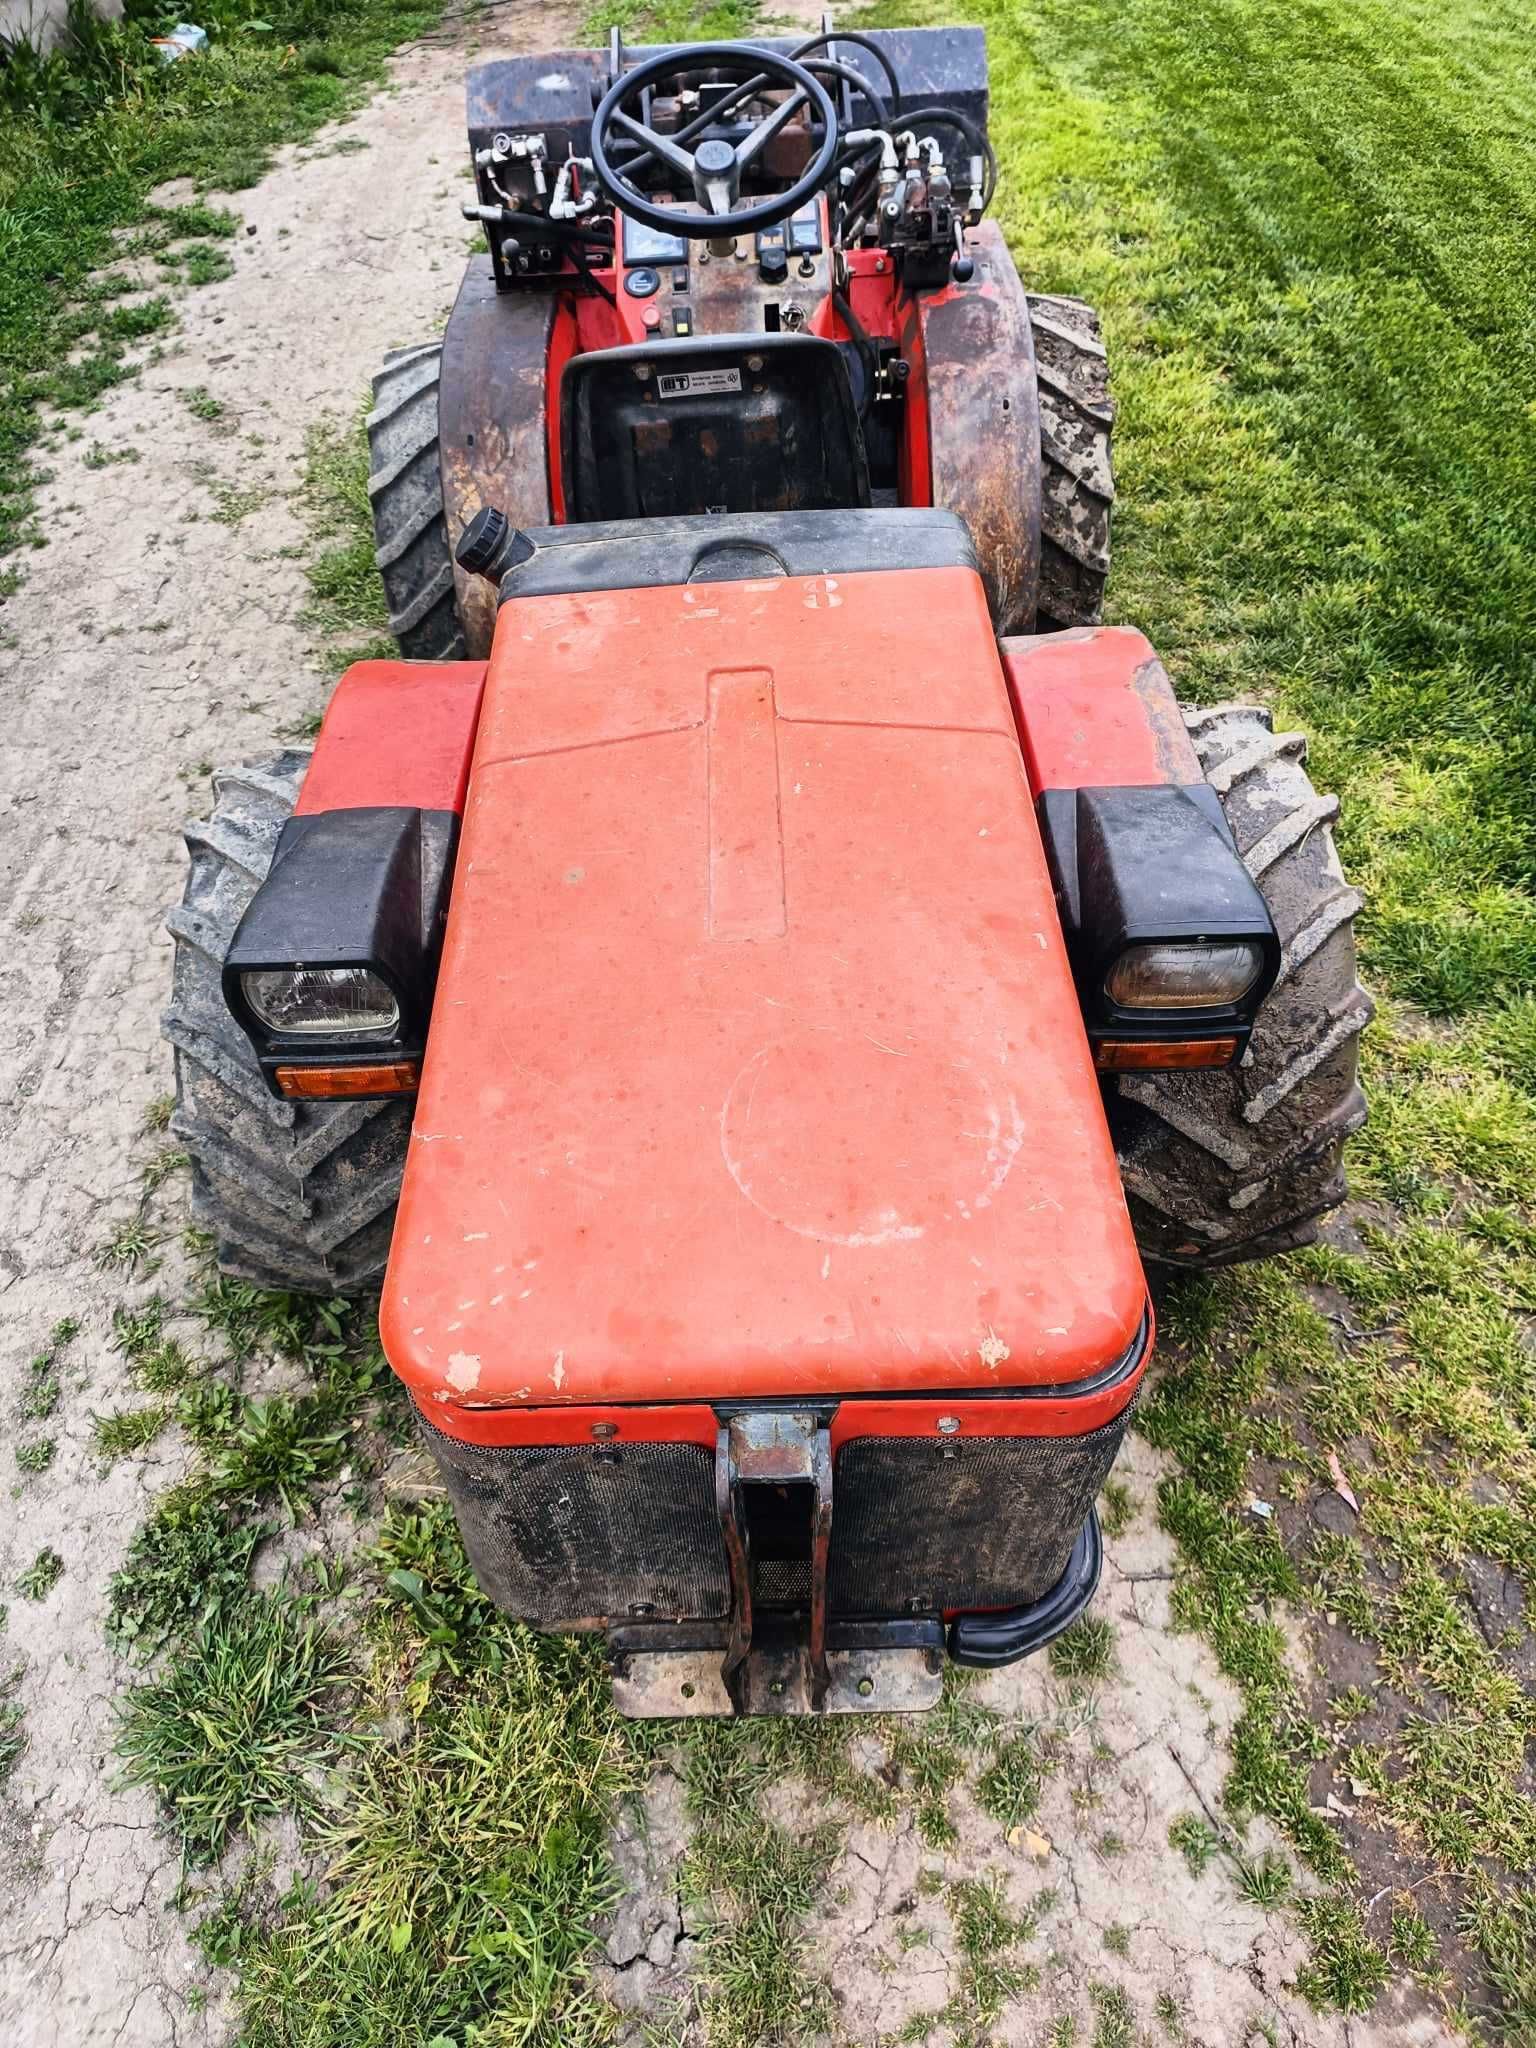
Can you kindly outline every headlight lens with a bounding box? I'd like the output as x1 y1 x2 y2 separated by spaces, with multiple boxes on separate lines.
242 967 400 1038
1106 941 1263 1010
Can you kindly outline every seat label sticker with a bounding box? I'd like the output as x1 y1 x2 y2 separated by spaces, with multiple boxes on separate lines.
657 367 743 398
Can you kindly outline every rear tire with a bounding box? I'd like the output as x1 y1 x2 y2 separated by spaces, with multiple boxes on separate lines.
1027 293 1114 631
1112 704 1373 1267
162 757 409 1294
367 341 467 661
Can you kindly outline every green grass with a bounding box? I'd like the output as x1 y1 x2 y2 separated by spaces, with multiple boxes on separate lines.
92 1402 170 1460
181 384 226 424
976 1727 1047 1832
1048 1616 1115 1684
673 1720 843 2046
1168 1814 1220 1879
108 1482 265 1655
0 1664 26 1787
839 0 1536 2027
1235 1853 1291 1911
70 0 1536 2034
298 416 394 655
17 1548 63 1601
97 1216 159 1273
232 1507 640 2047
117 1590 354 1863
18 1315 77 1423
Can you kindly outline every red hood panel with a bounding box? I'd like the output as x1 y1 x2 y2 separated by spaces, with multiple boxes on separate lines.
381 565 1145 1412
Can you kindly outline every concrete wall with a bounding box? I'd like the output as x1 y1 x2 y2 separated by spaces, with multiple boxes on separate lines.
0 0 123 54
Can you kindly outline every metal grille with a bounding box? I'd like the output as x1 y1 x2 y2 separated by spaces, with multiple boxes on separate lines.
829 1404 1135 1617
416 1414 728 1625
753 1556 812 1610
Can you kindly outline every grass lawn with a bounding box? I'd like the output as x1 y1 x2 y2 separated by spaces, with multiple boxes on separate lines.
8 0 1536 2040
911 0 1536 2026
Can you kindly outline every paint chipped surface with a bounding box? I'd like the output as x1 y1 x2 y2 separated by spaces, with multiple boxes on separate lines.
979 1328 1011 1370
445 1351 482 1392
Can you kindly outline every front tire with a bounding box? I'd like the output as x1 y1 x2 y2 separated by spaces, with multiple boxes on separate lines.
1112 704 1373 1267
162 757 409 1294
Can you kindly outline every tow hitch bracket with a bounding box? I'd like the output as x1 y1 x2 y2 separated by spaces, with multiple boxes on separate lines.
610 1411 944 1717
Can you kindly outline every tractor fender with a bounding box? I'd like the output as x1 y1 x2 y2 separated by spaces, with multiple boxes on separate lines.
295 657 488 817
910 221 1042 636
998 626 1201 793
438 256 554 658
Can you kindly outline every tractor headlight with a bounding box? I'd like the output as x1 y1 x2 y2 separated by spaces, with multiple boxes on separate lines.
241 967 400 1038
1105 941 1264 1011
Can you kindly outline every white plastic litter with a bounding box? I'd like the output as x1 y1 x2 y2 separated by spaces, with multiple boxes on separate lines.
153 24 208 61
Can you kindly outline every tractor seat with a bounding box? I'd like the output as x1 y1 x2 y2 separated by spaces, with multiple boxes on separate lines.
559 332 870 525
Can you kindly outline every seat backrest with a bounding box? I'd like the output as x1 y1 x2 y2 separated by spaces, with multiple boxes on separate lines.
559 333 870 524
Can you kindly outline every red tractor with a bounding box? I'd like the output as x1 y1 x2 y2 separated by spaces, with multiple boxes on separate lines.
166 24 1369 1714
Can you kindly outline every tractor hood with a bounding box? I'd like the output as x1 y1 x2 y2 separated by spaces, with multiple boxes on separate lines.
380 513 1145 1415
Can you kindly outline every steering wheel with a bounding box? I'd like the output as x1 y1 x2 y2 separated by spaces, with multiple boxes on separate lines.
590 44 840 240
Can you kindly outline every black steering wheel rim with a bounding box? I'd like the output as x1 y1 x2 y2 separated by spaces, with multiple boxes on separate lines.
590 43 840 240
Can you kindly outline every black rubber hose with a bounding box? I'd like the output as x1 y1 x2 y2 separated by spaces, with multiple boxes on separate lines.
790 29 901 105
831 149 882 243
801 56 890 131
832 284 878 419
493 206 615 248
570 240 617 306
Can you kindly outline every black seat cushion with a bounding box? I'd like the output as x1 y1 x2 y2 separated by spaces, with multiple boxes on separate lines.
560 333 870 524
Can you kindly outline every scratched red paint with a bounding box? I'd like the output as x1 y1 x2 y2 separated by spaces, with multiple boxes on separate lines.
379 565 1146 1415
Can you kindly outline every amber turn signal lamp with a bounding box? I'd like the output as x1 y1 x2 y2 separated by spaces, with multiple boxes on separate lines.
275 1060 421 1099
1094 1038 1237 1073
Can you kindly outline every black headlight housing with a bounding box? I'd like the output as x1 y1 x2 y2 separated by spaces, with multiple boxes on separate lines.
223 806 457 1099
1037 784 1281 1065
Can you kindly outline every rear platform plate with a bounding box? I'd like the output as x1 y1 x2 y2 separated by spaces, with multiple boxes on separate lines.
612 1644 944 1718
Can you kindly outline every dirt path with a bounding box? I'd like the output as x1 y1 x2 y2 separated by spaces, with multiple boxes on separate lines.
0 13 1449 2046
0 8 573 2040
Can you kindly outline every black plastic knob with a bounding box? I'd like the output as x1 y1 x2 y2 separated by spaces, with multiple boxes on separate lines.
456 504 510 576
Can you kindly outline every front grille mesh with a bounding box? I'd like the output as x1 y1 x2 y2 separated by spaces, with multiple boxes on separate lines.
419 1400 1134 1625
827 1405 1135 1615
416 1413 728 1624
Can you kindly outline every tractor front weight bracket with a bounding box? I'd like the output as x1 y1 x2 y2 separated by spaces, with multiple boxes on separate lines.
611 1411 946 1718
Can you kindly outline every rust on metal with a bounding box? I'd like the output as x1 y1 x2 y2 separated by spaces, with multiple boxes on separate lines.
807 1424 834 1709
438 256 554 657
919 222 1042 634
716 1425 754 1713
1129 654 1203 783
612 1643 943 1717
728 1410 818 1484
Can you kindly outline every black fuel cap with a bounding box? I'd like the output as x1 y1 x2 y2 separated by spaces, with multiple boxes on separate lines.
456 504 510 576
756 231 788 284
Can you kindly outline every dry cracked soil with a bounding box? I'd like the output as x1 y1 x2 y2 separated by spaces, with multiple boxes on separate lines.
0 7 1459 2045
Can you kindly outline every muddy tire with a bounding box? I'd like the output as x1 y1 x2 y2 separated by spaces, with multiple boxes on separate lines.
367 341 467 661
1111 704 1373 1267
162 756 409 1294
1027 293 1114 631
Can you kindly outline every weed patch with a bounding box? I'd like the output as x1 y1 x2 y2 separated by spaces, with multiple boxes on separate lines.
117 1592 354 1864
17 1548 64 1601
231 1510 638 2046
